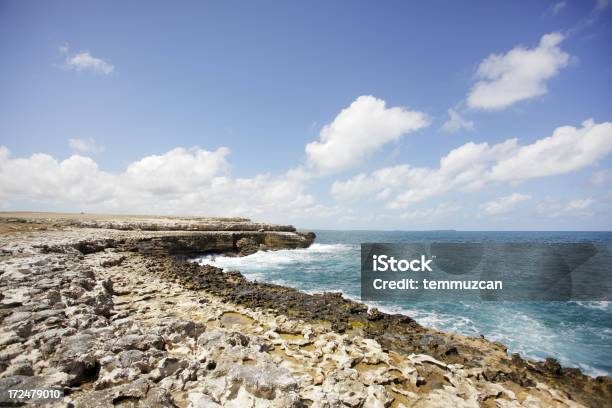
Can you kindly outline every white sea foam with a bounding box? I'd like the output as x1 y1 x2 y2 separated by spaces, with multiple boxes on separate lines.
574 301 610 311
578 364 609 378
197 243 355 271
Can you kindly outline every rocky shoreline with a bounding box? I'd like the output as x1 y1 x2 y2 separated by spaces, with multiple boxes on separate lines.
0 213 610 407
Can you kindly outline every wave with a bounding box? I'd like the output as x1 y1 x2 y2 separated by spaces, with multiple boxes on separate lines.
573 301 610 311
196 243 356 271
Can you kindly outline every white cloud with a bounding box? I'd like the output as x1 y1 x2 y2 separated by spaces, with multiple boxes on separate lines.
400 203 461 220
388 139 518 208
480 193 531 215
552 1 567 14
0 146 114 205
441 109 474 133
592 169 612 185
596 0 611 10
0 146 317 222
332 139 517 207
69 138 104 153
62 45 114 75
567 198 594 210
537 197 596 217
305 95 430 174
332 120 612 208
467 32 570 110
330 165 418 202
489 119 612 182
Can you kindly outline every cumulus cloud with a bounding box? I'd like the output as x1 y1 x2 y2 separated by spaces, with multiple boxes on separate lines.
122 147 230 195
69 138 103 153
441 109 474 133
489 119 612 182
332 120 612 208
480 193 531 215
332 139 516 207
60 44 114 75
0 146 114 205
467 32 570 110
0 146 316 221
305 95 430 174
66 52 114 75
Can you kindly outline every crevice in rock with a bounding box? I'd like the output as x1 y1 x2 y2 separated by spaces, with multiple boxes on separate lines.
73 241 109 255
69 361 101 387
112 395 141 405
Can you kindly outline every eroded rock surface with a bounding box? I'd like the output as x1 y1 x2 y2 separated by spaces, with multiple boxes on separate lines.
0 213 609 407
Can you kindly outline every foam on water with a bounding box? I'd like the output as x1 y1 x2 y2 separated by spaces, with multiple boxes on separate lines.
202 243 355 271
574 301 610 311
195 232 612 377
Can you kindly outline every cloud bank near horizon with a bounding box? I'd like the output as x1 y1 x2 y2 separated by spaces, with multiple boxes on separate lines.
2 111 611 226
0 145 316 220
331 119 612 209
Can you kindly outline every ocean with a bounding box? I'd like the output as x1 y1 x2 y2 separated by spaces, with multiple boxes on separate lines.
196 230 612 377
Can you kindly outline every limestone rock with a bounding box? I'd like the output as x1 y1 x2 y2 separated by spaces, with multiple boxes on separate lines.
0 213 607 408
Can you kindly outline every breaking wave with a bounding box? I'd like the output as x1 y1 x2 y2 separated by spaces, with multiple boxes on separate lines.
199 243 355 271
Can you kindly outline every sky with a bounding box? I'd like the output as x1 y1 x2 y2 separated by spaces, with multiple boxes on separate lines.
1 0 611 230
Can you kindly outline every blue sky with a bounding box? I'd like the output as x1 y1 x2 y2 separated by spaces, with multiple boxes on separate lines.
1 0 611 229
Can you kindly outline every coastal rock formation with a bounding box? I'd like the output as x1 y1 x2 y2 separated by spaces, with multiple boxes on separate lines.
0 213 609 407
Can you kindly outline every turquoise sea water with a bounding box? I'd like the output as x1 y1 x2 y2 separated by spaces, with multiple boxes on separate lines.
197 230 612 377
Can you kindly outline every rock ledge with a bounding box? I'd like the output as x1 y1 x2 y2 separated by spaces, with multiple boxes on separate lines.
0 213 609 407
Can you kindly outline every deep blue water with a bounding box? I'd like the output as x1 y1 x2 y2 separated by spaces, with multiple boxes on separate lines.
197 230 612 377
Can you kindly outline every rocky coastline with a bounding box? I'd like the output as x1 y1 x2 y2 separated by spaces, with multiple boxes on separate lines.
0 213 610 407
